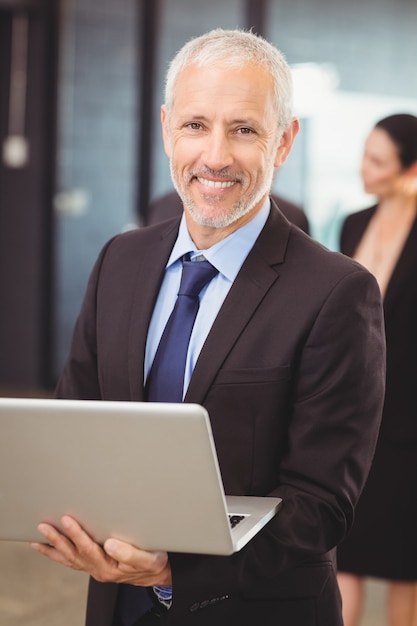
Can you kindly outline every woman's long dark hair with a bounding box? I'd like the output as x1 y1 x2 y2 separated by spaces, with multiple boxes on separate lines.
375 113 417 169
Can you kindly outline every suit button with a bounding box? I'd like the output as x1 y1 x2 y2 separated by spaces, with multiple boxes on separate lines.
190 603 200 612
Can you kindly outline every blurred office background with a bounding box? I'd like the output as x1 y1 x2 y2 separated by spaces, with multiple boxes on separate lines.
1 0 417 392
1 2 416 624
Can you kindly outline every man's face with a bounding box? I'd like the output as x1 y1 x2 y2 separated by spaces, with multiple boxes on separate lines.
161 62 292 231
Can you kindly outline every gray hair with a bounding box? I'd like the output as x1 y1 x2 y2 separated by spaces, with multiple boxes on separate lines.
164 28 294 135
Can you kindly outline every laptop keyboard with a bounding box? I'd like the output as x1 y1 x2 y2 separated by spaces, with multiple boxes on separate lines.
228 514 245 528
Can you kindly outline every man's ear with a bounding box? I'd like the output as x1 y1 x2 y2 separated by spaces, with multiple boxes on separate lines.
274 117 300 168
161 105 171 157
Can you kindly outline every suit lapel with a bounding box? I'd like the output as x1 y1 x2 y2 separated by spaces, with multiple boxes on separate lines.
341 206 375 257
342 206 417 319
185 205 291 403
127 220 180 400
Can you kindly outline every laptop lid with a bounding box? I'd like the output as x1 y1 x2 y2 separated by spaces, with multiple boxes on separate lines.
0 397 281 555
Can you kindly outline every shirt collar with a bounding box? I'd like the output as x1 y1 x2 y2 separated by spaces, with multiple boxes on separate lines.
166 198 270 282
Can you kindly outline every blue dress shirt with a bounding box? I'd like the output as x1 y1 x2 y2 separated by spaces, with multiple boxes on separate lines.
144 198 270 397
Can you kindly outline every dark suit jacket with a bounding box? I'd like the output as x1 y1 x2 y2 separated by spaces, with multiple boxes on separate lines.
341 205 417 443
146 190 310 234
56 202 385 626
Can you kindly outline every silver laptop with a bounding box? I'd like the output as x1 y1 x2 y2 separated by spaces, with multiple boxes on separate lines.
0 397 281 555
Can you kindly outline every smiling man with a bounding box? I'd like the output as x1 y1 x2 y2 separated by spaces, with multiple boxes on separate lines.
161 60 296 239
32 29 385 626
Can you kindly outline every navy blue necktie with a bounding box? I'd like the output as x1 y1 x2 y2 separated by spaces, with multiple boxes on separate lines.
145 254 218 403
117 255 218 626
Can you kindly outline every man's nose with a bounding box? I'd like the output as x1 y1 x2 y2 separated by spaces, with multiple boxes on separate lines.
202 130 234 171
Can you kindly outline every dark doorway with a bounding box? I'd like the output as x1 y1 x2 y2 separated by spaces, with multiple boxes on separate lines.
0 2 58 391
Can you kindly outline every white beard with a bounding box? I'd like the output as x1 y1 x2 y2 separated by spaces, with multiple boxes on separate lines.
170 160 276 229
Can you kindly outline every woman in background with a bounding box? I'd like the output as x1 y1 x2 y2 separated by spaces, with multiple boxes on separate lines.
337 113 417 626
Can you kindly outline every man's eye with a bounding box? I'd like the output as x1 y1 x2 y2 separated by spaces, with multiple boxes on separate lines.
238 127 254 135
187 122 202 130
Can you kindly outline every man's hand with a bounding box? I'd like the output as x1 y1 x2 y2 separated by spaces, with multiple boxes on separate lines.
31 515 172 587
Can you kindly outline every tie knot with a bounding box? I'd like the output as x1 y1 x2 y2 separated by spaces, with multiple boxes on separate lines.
178 256 218 298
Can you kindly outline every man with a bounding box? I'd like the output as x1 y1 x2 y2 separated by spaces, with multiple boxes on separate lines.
32 29 385 626
146 189 310 234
